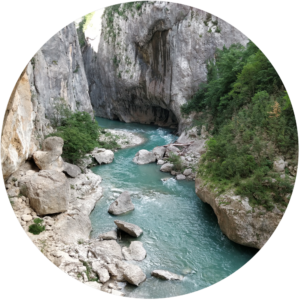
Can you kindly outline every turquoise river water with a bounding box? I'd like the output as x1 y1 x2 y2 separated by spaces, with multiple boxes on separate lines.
90 117 257 298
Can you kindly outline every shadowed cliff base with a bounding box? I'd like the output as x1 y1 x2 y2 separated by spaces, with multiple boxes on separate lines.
93 103 179 130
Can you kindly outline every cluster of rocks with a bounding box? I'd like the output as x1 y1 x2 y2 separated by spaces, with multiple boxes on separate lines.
78 129 145 171
132 127 207 181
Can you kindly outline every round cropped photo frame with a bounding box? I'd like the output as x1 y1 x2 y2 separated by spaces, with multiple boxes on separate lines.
0 1 299 300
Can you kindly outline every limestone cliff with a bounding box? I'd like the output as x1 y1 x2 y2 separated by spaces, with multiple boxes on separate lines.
2 22 93 180
195 177 284 249
27 22 93 121
1 69 36 180
83 2 248 132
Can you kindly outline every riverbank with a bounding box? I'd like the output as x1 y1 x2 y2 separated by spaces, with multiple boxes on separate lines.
5 126 148 296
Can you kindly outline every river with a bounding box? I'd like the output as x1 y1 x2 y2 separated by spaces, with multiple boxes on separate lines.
90 117 257 298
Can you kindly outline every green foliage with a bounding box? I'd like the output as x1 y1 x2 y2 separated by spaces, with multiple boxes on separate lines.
82 261 98 282
167 152 184 172
215 26 221 33
29 219 45 235
77 12 95 47
182 41 297 209
48 111 101 164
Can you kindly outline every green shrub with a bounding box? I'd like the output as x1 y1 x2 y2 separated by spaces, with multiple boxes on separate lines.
48 111 101 164
29 218 45 235
167 152 184 172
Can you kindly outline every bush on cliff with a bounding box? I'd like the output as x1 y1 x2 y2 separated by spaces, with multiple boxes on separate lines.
49 111 100 164
29 218 45 235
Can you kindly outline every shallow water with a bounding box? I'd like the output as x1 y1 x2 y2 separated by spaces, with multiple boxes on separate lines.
90 117 257 298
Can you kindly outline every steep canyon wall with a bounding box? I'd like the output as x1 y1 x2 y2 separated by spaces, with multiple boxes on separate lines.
83 2 248 132
2 22 92 179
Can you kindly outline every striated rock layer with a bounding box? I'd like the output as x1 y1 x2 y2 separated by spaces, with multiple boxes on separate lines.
83 2 248 132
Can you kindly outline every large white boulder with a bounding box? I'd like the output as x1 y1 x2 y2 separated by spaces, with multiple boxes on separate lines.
20 169 69 215
132 149 156 165
123 264 146 286
92 148 114 164
114 220 143 237
108 191 135 215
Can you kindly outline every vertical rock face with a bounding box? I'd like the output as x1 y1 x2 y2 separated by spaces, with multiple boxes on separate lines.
1 69 36 180
2 22 93 180
27 22 93 121
83 2 248 132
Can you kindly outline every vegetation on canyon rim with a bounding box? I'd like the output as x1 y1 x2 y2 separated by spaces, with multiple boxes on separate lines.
181 41 297 210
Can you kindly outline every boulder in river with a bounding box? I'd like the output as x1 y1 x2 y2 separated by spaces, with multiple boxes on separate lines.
93 148 114 164
157 159 165 165
123 264 146 286
151 270 183 281
122 241 147 261
153 146 166 160
114 220 143 237
160 163 174 172
176 174 186 180
108 191 135 215
132 149 156 164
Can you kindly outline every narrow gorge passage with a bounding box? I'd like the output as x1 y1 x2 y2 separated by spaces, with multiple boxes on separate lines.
90 117 257 298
